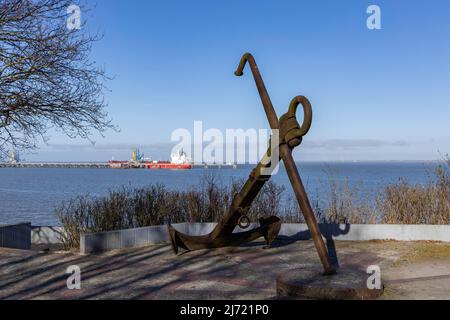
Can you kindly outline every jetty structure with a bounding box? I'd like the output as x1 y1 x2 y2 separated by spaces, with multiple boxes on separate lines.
0 148 237 169
0 162 109 169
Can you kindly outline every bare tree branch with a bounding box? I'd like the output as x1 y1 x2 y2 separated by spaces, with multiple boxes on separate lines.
0 0 114 159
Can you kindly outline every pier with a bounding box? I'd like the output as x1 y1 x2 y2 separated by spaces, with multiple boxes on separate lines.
194 163 238 169
0 162 109 169
0 162 239 169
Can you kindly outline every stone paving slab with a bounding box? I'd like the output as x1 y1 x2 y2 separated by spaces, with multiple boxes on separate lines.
1 240 449 300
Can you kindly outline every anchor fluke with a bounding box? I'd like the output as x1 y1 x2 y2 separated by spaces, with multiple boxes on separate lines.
168 216 282 255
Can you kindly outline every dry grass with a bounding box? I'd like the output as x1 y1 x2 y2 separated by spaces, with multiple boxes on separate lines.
394 242 450 265
377 162 450 225
319 157 449 225
319 171 378 224
55 175 292 249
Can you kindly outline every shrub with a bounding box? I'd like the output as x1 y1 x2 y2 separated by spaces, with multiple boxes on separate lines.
377 161 450 225
55 176 289 249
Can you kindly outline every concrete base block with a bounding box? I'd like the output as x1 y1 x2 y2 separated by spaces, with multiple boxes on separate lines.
81 224 184 254
0 222 31 250
277 268 384 300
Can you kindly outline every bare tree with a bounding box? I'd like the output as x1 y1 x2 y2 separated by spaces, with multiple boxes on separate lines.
0 0 113 158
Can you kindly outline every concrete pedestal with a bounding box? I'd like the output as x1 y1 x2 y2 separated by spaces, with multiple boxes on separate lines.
277 268 384 300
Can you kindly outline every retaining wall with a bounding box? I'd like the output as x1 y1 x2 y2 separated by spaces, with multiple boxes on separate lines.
0 222 31 250
279 224 450 242
80 223 450 254
80 223 216 254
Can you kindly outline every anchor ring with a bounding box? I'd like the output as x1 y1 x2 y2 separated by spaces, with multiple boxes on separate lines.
288 96 313 138
238 215 251 229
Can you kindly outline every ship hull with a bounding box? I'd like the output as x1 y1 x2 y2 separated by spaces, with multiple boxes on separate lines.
142 163 193 170
108 161 192 170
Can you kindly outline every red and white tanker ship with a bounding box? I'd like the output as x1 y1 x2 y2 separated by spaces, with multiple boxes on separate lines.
108 149 193 170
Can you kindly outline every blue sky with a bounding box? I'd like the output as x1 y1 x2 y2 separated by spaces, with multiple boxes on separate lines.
30 0 450 162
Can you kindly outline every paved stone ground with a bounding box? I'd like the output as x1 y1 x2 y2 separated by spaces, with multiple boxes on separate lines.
1 240 449 300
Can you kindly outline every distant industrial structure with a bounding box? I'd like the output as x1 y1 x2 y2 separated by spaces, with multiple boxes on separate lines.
0 162 108 169
9 147 20 164
0 147 237 169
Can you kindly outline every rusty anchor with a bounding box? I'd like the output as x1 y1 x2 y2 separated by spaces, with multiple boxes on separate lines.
168 53 336 275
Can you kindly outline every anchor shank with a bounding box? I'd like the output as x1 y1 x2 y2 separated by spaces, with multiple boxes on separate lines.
280 144 335 275
235 53 280 130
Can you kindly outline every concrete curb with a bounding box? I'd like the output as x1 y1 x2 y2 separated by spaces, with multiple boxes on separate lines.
0 222 31 250
280 224 450 242
80 223 450 254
